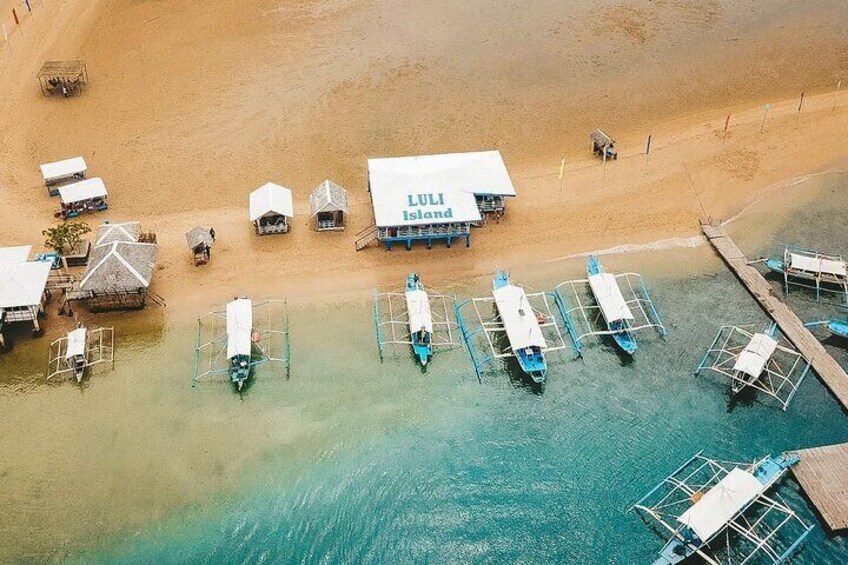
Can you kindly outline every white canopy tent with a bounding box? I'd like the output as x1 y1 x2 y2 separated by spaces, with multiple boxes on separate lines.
677 467 764 541
0 261 51 308
58 177 107 204
226 298 253 359
405 289 433 334
249 183 294 221
588 272 634 322
40 157 87 184
493 284 547 351
787 252 847 278
733 333 778 378
0 246 32 264
65 328 87 360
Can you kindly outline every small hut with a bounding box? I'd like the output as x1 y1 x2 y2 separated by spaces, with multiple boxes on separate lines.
40 156 87 196
37 60 89 97
185 227 213 265
0 259 52 346
309 180 349 231
249 183 293 235
78 222 158 311
57 178 108 219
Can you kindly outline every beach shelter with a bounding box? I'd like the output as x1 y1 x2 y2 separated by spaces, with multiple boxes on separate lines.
249 183 294 235
0 260 52 346
309 180 349 231
40 156 87 195
185 226 213 265
57 178 108 219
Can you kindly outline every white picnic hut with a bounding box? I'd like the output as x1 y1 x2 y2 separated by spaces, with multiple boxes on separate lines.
250 183 294 235
309 180 349 231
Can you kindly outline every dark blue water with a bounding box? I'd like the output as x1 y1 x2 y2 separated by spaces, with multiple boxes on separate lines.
61 175 848 564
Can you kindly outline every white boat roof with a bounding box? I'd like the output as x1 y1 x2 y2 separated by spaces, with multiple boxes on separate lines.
788 252 847 278
492 284 547 351
733 332 778 378
405 289 433 334
40 156 87 182
588 273 634 322
0 260 51 308
226 298 253 359
367 150 514 227
58 177 107 203
65 328 87 359
249 183 294 221
0 246 32 264
677 467 763 541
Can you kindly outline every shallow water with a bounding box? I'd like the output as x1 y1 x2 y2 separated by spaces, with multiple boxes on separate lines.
1 175 843 563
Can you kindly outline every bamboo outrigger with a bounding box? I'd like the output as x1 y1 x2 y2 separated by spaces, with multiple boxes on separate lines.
765 246 848 305
632 451 814 565
47 325 114 383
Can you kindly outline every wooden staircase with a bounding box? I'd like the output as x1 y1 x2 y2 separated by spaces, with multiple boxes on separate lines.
354 225 379 251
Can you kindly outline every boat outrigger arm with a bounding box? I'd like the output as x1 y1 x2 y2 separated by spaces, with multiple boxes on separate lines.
765 245 848 305
193 298 291 388
804 318 848 340
694 323 810 411
632 452 814 565
454 270 580 382
373 273 458 365
554 255 666 355
47 326 115 383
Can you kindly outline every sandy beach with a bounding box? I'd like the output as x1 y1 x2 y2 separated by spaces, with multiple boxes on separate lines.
2 1 848 561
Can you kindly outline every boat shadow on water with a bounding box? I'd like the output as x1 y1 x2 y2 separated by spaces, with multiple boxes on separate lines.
501 356 545 395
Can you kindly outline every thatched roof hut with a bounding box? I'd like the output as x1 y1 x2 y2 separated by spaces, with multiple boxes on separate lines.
309 180 348 231
81 241 157 294
185 227 213 251
95 222 141 246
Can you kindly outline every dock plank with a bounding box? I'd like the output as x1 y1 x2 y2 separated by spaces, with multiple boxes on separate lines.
700 222 848 410
793 443 848 531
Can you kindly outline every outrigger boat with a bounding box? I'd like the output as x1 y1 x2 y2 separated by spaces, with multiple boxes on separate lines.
492 270 548 383
226 297 255 390
765 246 848 304
65 328 88 383
47 325 115 383
730 324 779 395
650 453 802 565
405 272 433 366
806 317 848 340
587 255 638 354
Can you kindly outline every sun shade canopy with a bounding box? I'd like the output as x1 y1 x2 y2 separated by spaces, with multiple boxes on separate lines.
226 298 253 359
677 468 764 542
40 157 87 183
249 183 294 221
733 332 778 378
492 284 547 351
588 273 634 322
58 178 107 204
65 328 87 359
405 289 433 334
788 252 847 278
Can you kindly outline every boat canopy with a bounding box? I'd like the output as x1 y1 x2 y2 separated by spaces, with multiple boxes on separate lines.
65 328 87 359
58 178 107 204
0 246 32 264
40 156 87 183
677 467 763 541
226 298 253 359
249 183 294 221
405 289 433 334
788 252 847 278
733 333 778 377
492 284 547 350
0 261 51 308
588 272 634 322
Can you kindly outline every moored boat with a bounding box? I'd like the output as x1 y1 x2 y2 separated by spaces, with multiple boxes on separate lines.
587 255 637 354
405 272 433 366
492 270 547 383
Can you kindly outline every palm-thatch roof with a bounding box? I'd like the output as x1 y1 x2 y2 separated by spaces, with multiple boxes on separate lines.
310 180 348 216
95 221 141 246
185 227 212 251
80 241 157 293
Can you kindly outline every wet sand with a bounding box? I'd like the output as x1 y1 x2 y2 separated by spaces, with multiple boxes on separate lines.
2 0 848 561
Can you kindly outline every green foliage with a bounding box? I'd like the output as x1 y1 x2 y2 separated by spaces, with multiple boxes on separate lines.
42 221 91 254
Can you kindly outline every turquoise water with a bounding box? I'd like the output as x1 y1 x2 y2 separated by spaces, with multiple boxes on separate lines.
52 177 848 564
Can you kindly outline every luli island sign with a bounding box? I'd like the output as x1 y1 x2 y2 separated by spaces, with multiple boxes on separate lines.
402 192 455 222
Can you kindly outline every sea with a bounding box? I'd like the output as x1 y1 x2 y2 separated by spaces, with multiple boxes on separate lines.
1 174 847 564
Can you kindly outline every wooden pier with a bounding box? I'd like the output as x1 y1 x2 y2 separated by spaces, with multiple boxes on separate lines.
701 222 848 411
793 443 848 531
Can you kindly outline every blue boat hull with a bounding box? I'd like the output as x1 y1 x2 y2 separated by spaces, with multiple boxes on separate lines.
494 270 547 383
406 272 433 366
229 354 251 390
587 256 638 355
826 319 848 339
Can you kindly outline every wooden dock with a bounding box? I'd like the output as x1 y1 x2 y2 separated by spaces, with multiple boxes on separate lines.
701 222 848 411
793 443 848 531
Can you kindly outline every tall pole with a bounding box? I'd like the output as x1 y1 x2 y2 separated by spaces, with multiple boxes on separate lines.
760 103 770 134
795 91 805 126
834 80 842 114
558 158 565 192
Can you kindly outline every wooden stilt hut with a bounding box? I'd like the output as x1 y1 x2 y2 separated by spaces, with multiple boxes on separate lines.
249 183 294 235
309 180 349 231
185 226 213 265
75 222 159 312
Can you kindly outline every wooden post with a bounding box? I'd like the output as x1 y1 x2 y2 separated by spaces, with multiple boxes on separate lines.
558 158 564 192
722 114 730 144
760 103 770 134
12 8 19 25
834 80 842 114
795 92 805 126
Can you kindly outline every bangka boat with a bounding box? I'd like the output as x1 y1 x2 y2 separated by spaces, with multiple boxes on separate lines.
405 272 433 366
766 246 848 303
653 452 801 565
587 255 637 354
65 327 88 383
226 297 254 390
730 324 779 395
492 270 547 383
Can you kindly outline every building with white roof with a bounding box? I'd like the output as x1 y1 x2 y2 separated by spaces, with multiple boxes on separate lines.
0 260 52 346
0 246 32 264
250 183 294 235
365 150 516 250
40 156 87 195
